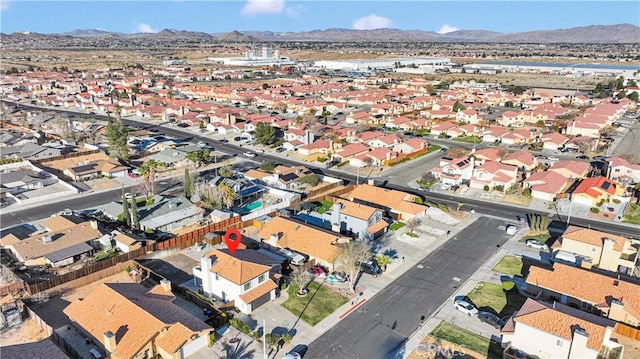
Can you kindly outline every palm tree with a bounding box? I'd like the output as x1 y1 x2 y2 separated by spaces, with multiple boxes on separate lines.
138 159 162 197
375 255 393 272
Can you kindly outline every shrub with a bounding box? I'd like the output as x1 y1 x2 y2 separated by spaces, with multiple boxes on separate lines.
317 156 327 162
414 197 423 204
493 185 505 192
613 199 621 204
590 207 600 213
483 185 490 192
438 203 449 212
336 161 348 167
282 334 292 344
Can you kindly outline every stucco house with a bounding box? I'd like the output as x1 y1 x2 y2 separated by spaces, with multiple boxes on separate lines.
605 156 640 185
525 263 640 327
193 248 281 314
469 161 518 192
430 156 474 186
501 298 623 359
64 282 211 359
346 184 428 221
571 176 624 207
551 225 639 274
523 171 571 202
322 198 388 241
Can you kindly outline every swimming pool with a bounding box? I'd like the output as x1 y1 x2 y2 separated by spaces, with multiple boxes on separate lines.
239 200 263 212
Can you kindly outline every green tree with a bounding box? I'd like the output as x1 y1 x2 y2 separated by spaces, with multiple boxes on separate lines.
259 161 275 172
184 168 194 199
379 84 388 89
594 83 604 93
130 196 140 230
254 122 277 145
138 159 162 196
628 92 639 102
375 255 393 272
27 66 35 72
261 83 269 90
105 118 129 160
121 187 130 227
452 101 466 112
185 149 210 168
218 164 234 178
616 76 625 90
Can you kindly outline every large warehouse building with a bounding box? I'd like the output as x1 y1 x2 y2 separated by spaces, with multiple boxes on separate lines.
209 46 295 67
313 57 451 71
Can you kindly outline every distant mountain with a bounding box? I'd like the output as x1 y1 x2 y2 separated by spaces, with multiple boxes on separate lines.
18 23 640 43
490 24 640 43
216 30 257 42
62 29 114 37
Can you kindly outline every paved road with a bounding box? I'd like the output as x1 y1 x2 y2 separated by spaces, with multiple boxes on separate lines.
307 218 511 359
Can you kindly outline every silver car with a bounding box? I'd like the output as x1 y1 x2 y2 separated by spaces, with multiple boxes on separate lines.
454 300 478 316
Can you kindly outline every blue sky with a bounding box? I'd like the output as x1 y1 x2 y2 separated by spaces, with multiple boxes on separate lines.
1 1 638 34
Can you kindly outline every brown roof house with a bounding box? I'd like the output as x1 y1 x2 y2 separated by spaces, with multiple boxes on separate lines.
193 248 281 314
64 282 211 359
346 184 428 221
501 298 623 359
0 216 102 267
523 170 571 202
551 225 639 274
524 263 640 327
257 216 349 271
321 198 388 241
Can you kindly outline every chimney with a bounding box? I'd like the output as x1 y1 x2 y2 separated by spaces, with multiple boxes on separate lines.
90 220 98 229
103 331 116 352
269 233 280 243
160 278 172 292
569 327 590 358
42 235 52 244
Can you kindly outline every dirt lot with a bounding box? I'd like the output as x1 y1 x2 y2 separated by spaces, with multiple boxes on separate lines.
0 319 50 346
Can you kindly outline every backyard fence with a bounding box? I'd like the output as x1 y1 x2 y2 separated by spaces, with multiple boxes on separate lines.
614 322 640 341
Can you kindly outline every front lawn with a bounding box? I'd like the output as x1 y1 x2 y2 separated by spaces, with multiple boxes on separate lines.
520 232 551 244
425 144 441 154
453 135 482 144
430 321 490 356
316 200 334 214
389 222 406 231
467 281 527 318
492 255 523 277
282 282 348 326
622 203 640 225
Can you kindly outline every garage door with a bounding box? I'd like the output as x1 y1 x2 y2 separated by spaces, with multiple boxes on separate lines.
251 292 271 311
180 333 207 358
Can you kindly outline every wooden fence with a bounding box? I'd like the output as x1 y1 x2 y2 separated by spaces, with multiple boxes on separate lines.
155 216 242 251
304 181 343 200
614 322 640 341
0 280 25 297
387 146 430 166
31 149 103 165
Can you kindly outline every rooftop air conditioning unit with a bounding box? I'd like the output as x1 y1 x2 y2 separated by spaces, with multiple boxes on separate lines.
42 235 52 244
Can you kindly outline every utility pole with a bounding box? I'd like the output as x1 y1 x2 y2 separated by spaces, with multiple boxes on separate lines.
263 319 267 359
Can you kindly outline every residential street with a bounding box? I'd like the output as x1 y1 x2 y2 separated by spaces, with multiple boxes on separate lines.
307 218 511 359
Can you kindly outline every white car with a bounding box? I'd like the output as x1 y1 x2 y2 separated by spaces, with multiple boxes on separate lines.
454 300 478 316
197 141 206 147
243 152 257 158
547 156 559 161
124 192 134 199
254 148 265 154
526 239 549 251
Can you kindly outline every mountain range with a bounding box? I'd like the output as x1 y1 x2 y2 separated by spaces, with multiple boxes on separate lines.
5 23 640 43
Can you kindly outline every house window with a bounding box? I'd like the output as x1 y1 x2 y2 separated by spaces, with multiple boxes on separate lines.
258 274 266 283
214 272 219 280
556 339 563 347
244 282 252 291
614 169 620 173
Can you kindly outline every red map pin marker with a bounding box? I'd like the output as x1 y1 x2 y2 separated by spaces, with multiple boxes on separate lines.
224 228 241 255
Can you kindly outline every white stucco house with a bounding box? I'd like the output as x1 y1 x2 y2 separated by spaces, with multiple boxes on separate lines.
193 248 281 314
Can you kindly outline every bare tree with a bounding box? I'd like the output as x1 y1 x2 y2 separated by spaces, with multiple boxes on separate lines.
290 267 314 295
337 240 372 294
446 146 469 158
496 147 509 160
619 154 640 165
405 217 422 235
599 125 617 138
574 138 594 154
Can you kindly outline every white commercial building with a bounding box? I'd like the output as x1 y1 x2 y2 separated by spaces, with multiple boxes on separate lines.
209 46 295 67
314 57 451 71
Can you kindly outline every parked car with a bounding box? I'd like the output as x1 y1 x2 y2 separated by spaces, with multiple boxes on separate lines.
328 271 348 283
576 155 589 160
546 156 559 161
454 300 478 316
526 239 549 251
358 259 382 277
197 141 206 147
276 147 287 153
244 152 257 158
219 139 229 143
478 311 504 329
254 149 265 154
124 192 134 199
278 248 306 265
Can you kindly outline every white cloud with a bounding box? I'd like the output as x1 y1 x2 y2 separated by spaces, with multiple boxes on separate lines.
284 4 306 18
0 0 12 12
136 22 157 33
437 24 460 34
241 0 285 17
352 14 393 30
